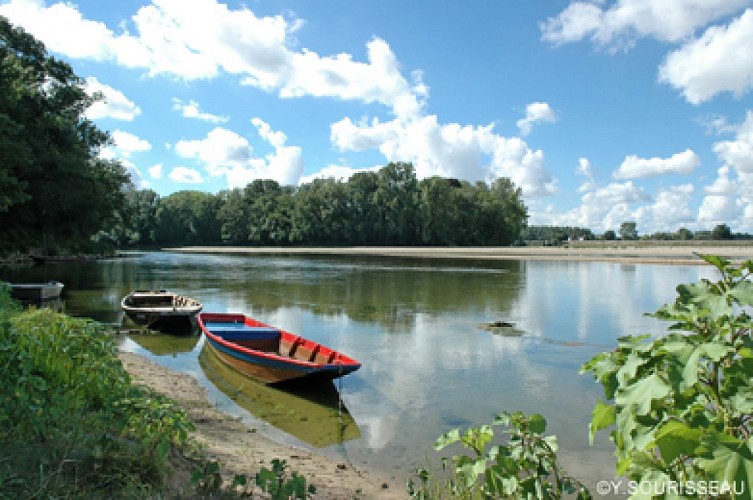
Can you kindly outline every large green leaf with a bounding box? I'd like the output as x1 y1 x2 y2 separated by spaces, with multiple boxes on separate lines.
617 352 650 385
730 280 753 307
528 413 547 434
616 374 671 416
654 420 704 463
676 281 731 320
696 434 753 496
662 340 733 391
589 399 615 445
434 428 460 450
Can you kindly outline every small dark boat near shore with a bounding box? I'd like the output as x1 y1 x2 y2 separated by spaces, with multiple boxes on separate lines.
198 312 361 384
8 281 65 301
121 290 202 332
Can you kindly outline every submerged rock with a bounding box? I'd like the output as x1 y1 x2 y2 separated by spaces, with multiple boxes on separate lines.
477 321 524 336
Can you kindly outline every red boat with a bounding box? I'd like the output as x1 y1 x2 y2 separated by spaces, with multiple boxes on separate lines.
197 312 361 384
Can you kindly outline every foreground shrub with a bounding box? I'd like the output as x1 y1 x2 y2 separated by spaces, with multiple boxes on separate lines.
583 255 753 498
408 411 590 499
0 294 194 497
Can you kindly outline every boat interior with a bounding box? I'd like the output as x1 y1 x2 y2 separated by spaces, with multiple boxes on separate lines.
128 293 196 308
206 321 339 364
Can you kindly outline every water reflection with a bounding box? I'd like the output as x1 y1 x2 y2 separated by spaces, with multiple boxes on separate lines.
128 331 201 355
198 342 360 448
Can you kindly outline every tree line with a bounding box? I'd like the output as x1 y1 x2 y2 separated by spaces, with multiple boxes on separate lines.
521 222 751 246
109 163 529 248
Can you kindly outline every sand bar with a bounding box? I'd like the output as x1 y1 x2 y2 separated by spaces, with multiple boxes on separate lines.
167 243 753 265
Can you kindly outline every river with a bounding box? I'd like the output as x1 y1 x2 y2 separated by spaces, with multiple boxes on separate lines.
1 251 715 488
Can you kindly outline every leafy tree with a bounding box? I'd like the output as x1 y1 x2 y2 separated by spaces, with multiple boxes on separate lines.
521 226 592 245
291 178 350 245
347 171 381 245
244 180 283 245
110 188 160 246
619 221 638 240
0 16 129 254
216 188 250 244
583 255 753 497
479 178 528 245
676 227 694 240
155 191 221 245
603 230 616 241
418 177 458 245
712 223 732 240
373 162 420 245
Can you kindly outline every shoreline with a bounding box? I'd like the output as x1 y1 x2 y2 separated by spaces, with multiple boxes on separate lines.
118 351 405 499
165 244 753 265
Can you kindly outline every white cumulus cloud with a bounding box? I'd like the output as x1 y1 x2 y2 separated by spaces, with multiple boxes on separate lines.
331 114 556 197
111 130 151 157
613 148 700 179
712 110 753 173
174 119 303 187
544 180 651 232
149 163 164 179
172 98 229 123
542 1 753 104
84 77 141 121
633 184 695 232
659 9 753 104
695 113 753 232
541 0 750 49
0 0 422 115
516 102 557 137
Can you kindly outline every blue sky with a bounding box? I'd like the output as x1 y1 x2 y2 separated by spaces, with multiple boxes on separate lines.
3 0 753 234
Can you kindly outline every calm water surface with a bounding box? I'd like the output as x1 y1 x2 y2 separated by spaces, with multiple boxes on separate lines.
1 251 715 488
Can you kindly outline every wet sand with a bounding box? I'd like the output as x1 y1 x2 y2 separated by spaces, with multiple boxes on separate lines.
119 352 405 499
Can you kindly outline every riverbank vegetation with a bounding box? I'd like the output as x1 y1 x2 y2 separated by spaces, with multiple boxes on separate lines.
0 285 319 498
0 284 195 497
0 17 129 257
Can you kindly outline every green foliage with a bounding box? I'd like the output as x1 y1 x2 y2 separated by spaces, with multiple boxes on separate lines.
582 254 753 498
256 458 316 499
117 163 529 248
0 16 130 255
0 291 195 497
191 459 224 494
408 411 590 499
189 458 314 498
520 226 594 245
619 221 639 240
155 190 222 245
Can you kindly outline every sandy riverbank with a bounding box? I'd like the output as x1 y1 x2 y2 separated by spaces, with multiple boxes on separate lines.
118 352 405 499
166 243 753 265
